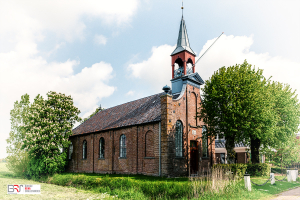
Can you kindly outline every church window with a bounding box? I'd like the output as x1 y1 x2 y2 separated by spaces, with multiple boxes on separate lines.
99 137 105 158
175 120 183 157
69 142 73 160
202 126 208 158
83 140 87 159
120 134 126 158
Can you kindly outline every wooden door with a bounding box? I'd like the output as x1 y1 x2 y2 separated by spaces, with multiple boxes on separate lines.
190 140 199 174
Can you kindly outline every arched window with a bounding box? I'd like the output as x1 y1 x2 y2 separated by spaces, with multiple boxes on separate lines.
202 126 208 158
120 134 126 158
175 120 183 157
99 137 105 158
69 142 73 160
83 140 87 159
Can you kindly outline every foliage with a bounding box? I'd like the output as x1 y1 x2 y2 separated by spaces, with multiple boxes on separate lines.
265 137 300 169
246 163 270 176
213 163 270 177
213 164 247 178
20 91 80 178
6 94 30 177
198 60 300 163
82 105 104 122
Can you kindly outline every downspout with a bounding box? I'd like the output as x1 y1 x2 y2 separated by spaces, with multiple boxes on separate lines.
136 126 139 174
186 88 190 177
93 133 94 173
77 136 79 171
112 131 114 173
159 121 161 176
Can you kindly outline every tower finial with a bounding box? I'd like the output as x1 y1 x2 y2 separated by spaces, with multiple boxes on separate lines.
181 1 184 17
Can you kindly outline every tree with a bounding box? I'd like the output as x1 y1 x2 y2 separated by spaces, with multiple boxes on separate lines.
198 60 300 163
265 136 300 173
21 91 80 177
6 94 30 177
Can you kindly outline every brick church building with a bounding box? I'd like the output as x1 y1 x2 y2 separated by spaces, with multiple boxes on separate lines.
66 16 215 177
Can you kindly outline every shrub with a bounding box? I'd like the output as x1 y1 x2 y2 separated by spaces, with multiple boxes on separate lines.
213 164 247 178
213 163 270 177
246 163 270 176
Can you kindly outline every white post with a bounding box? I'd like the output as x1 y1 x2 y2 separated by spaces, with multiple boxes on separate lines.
270 173 275 185
291 170 298 181
287 170 292 182
244 174 251 191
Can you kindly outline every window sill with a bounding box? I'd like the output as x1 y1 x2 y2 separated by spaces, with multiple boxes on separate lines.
98 158 105 160
119 157 127 159
175 156 184 159
144 157 155 159
202 157 209 160
82 159 87 160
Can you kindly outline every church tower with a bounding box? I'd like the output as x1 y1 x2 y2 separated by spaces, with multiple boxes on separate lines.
171 16 196 79
170 16 204 95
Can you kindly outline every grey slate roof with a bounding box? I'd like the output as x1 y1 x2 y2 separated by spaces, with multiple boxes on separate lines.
215 140 247 148
72 92 163 135
171 16 196 56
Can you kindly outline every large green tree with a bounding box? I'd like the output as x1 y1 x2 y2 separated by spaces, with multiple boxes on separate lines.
19 91 81 178
6 94 30 176
198 60 300 163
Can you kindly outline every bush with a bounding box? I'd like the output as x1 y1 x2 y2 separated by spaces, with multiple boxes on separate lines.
213 164 247 178
247 163 270 176
213 163 270 177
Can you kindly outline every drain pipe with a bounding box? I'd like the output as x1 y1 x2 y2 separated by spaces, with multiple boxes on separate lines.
159 121 161 176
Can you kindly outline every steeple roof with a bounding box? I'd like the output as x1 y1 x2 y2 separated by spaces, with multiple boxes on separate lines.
171 17 196 56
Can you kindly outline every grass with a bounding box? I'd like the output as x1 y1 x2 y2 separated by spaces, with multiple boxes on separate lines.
0 163 117 200
1 162 300 199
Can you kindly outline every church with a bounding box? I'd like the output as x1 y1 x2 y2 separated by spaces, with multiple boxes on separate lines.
66 15 216 177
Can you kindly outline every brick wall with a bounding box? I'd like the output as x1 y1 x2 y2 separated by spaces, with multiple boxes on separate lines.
66 123 160 176
67 84 215 177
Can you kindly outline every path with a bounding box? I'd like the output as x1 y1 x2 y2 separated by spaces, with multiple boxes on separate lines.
271 187 300 200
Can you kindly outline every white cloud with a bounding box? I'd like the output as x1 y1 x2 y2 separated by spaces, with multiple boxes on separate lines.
126 90 135 96
0 44 115 158
196 35 300 94
94 34 107 45
0 0 139 158
128 35 300 100
0 0 139 43
128 44 175 90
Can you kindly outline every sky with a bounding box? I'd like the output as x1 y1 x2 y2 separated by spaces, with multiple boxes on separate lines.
1 0 300 158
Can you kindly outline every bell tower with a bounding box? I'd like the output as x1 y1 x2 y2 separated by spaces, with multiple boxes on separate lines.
170 14 204 95
171 16 196 79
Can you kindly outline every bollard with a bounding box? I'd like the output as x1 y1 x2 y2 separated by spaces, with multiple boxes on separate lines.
270 173 275 185
287 170 292 182
244 173 251 191
290 170 298 181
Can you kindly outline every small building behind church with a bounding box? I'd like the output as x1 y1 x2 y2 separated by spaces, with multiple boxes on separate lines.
66 16 215 177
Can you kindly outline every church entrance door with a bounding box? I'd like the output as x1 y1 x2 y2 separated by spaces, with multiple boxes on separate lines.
190 140 199 174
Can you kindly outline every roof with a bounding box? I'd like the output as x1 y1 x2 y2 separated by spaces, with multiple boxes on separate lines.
215 140 247 148
171 16 196 56
73 92 163 135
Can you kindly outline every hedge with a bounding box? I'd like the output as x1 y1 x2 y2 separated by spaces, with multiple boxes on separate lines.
213 163 270 177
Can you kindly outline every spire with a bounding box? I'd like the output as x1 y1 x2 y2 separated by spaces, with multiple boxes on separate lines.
171 16 196 56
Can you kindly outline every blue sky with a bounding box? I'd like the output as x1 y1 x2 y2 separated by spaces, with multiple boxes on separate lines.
1 0 300 158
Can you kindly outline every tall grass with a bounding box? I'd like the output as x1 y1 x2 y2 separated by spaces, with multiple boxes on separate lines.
191 166 239 198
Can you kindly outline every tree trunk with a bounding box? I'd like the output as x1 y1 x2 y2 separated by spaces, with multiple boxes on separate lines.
225 135 236 164
251 137 260 164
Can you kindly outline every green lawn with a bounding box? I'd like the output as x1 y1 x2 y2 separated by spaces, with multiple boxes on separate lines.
0 163 116 200
1 163 299 200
